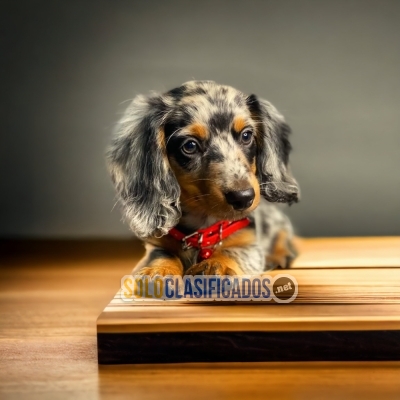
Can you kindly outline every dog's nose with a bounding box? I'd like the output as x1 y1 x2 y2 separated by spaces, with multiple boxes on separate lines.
224 188 255 210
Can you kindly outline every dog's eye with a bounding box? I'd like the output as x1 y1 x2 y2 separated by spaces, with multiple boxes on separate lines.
241 130 253 145
181 140 198 155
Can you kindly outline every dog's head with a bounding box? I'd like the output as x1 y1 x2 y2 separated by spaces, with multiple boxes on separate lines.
107 81 299 238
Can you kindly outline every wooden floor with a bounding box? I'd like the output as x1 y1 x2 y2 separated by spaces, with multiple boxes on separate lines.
1 239 400 399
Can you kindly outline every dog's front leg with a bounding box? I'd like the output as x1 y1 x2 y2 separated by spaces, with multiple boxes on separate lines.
185 252 243 276
266 229 298 270
133 244 184 277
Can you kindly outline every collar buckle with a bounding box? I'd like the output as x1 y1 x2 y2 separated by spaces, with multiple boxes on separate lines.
181 231 203 251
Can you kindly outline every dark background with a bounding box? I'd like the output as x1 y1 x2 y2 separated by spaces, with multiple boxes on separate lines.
2 0 399 238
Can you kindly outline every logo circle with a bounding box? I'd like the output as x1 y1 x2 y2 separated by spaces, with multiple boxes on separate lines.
272 275 298 303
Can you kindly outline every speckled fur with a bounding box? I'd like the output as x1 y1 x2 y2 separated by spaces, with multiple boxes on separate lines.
107 81 300 274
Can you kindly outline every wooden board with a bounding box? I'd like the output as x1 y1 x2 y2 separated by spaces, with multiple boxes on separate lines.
97 237 400 364
3 238 400 399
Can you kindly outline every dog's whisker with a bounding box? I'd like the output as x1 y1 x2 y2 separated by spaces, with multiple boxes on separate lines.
182 194 212 206
259 182 294 186
188 178 216 183
210 202 222 212
184 199 207 206
185 194 211 200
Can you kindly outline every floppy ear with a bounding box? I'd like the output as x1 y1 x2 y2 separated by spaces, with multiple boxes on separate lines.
246 94 300 204
106 94 181 238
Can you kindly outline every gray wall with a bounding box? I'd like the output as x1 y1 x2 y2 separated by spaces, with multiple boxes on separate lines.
2 0 400 238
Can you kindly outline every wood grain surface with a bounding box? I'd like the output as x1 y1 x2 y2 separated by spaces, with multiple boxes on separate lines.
292 236 400 268
1 238 400 399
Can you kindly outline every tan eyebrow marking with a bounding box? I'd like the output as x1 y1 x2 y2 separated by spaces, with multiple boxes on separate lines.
157 128 166 152
188 123 208 139
233 116 247 133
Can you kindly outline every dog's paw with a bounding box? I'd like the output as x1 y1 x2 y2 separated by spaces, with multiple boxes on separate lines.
185 259 236 276
137 264 182 278
266 230 298 270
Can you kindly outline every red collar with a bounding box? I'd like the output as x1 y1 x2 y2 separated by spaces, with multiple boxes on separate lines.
168 218 250 261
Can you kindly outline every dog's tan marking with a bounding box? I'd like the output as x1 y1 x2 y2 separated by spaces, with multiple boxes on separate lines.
233 116 247 133
169 158 201 198
222 228 256 248
250 159 257 174
157 128 166 153
170 158 230 217
185 252 242 276
138 257 183 277
188 123 208 140
249 173 261 211
169 161 207 214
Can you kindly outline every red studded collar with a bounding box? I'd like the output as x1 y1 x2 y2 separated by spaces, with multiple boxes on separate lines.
168 218 251 261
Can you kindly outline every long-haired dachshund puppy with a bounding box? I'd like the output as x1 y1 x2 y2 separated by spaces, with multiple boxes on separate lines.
107 81 300 277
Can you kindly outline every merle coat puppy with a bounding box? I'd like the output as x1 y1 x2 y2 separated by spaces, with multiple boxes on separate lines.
107 81 300 276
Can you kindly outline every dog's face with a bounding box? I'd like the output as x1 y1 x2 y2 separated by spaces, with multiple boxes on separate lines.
107 81 299 238
164 84 260 221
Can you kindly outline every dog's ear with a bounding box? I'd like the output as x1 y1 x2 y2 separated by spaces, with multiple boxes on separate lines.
246 94 300 204
106 94 181 238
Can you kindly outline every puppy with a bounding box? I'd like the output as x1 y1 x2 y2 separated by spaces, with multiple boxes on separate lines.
107 81 299 277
